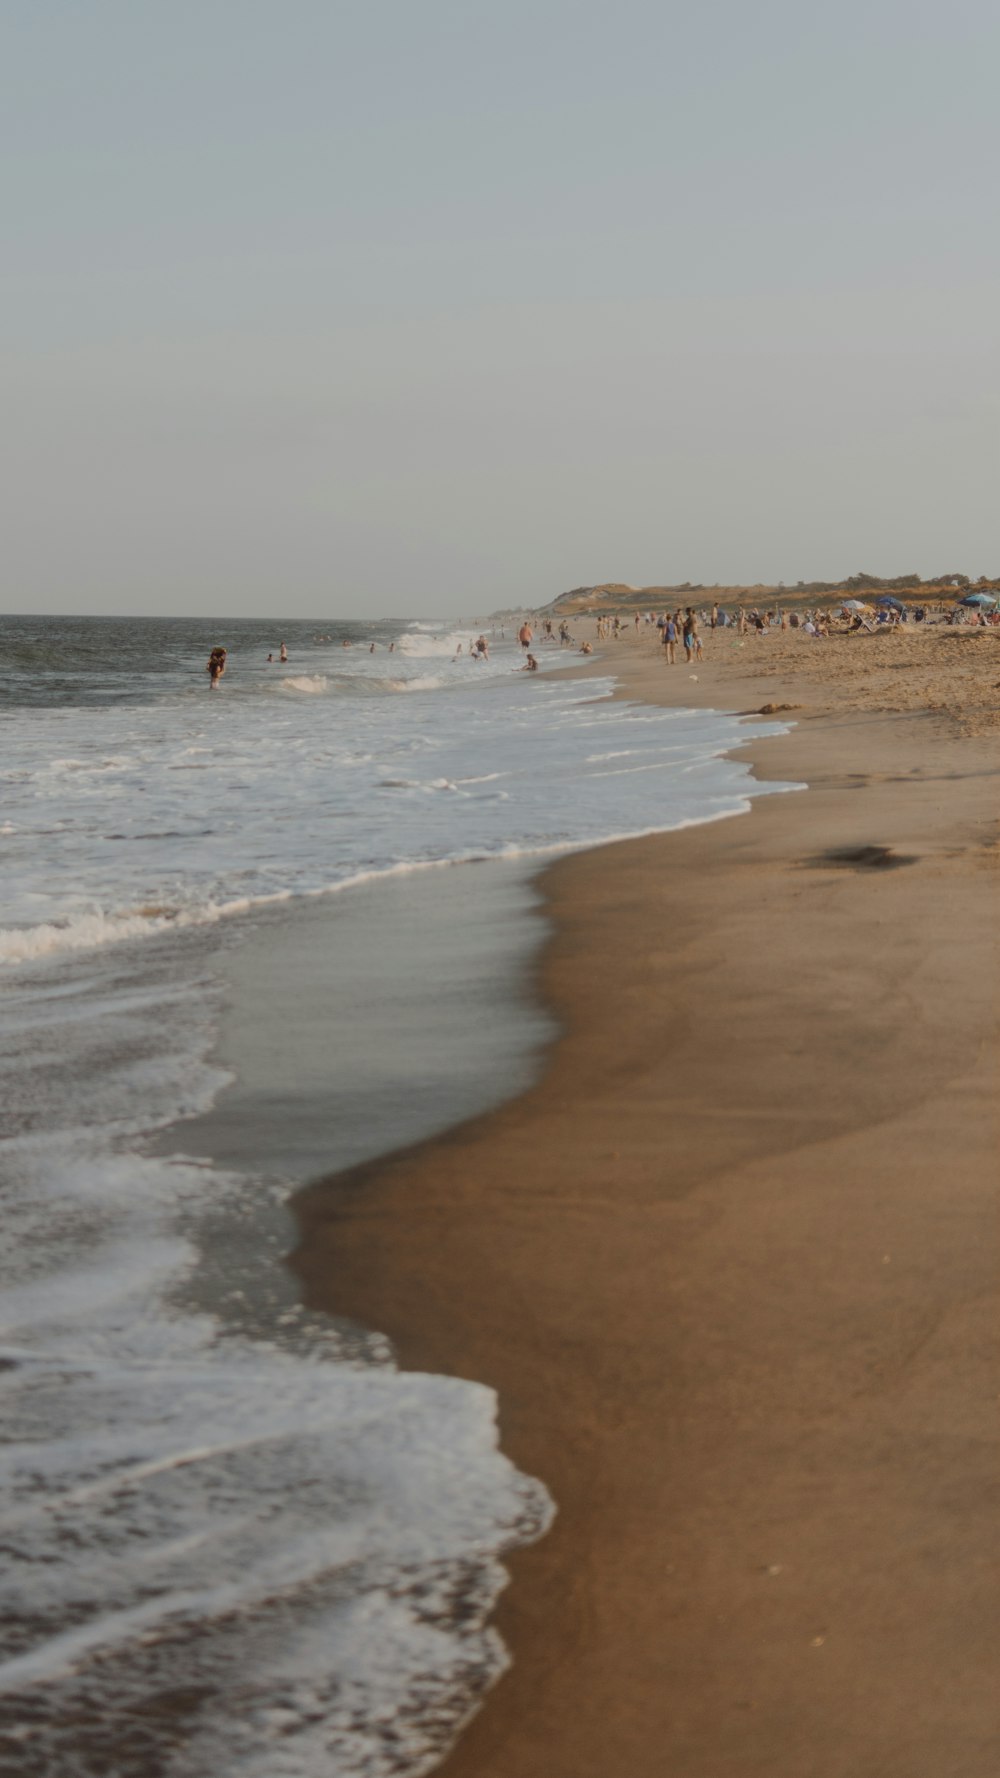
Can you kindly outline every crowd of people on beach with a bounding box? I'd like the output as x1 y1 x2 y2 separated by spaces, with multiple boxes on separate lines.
577 592 1000 655
204 589 998 689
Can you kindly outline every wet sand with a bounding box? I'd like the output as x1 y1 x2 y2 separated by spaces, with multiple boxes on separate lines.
293 635 1000 1777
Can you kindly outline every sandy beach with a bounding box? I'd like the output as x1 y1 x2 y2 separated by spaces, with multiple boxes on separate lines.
293 622 999 1777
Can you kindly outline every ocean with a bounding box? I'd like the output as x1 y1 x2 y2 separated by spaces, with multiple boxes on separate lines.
0 613 794 1776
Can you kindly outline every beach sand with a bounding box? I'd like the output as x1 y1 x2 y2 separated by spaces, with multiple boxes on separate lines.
293 626 999 1777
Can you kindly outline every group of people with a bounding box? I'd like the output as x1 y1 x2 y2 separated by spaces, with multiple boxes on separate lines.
655 608 702 664
595 614 626 640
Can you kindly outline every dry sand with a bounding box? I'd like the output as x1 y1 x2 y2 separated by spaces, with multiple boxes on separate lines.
293 625 999 1777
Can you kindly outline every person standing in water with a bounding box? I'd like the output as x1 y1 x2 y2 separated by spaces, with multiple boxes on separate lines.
206 647 227 688
279 642 288 662
518 620 533 649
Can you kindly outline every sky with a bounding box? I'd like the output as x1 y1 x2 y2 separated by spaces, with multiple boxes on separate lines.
3 0 998 617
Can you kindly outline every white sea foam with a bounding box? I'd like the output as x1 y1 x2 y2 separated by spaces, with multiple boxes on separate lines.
0 925 552 1775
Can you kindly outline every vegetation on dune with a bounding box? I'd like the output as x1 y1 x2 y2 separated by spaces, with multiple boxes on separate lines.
543 569 996 616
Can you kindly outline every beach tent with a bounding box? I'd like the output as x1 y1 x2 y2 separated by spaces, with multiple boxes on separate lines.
958 591 997 607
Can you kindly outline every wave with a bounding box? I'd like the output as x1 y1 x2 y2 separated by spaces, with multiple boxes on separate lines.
384 673 450 693
394 631 472 658
0 895 289 966
0 852 530 967
280 675 329 694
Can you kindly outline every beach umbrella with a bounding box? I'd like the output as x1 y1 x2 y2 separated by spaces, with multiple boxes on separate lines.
959 591 997 607
841 599 869 611
875 595 906 611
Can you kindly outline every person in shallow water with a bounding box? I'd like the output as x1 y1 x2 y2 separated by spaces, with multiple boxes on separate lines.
279 642 288 662
207 647 227 688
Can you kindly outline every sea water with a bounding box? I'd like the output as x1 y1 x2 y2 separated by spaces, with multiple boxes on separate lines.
0 614 795 1776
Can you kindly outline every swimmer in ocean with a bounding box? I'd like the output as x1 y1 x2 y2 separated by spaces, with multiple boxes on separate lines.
207 647 227 688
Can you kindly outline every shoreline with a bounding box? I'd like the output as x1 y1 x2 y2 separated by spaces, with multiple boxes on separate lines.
292 634 999 1776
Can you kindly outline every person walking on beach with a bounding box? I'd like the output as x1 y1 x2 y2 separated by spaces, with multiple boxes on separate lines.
683 608 699 664
662 614 677 664
518 620 533 649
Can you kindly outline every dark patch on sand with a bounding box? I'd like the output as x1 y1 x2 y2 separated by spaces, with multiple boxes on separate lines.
808 844 918 871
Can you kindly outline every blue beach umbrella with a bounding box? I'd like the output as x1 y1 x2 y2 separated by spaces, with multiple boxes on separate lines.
959 591 997 607
875 595 906 611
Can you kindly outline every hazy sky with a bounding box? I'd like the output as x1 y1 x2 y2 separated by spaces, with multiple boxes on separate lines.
4 0 998 616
